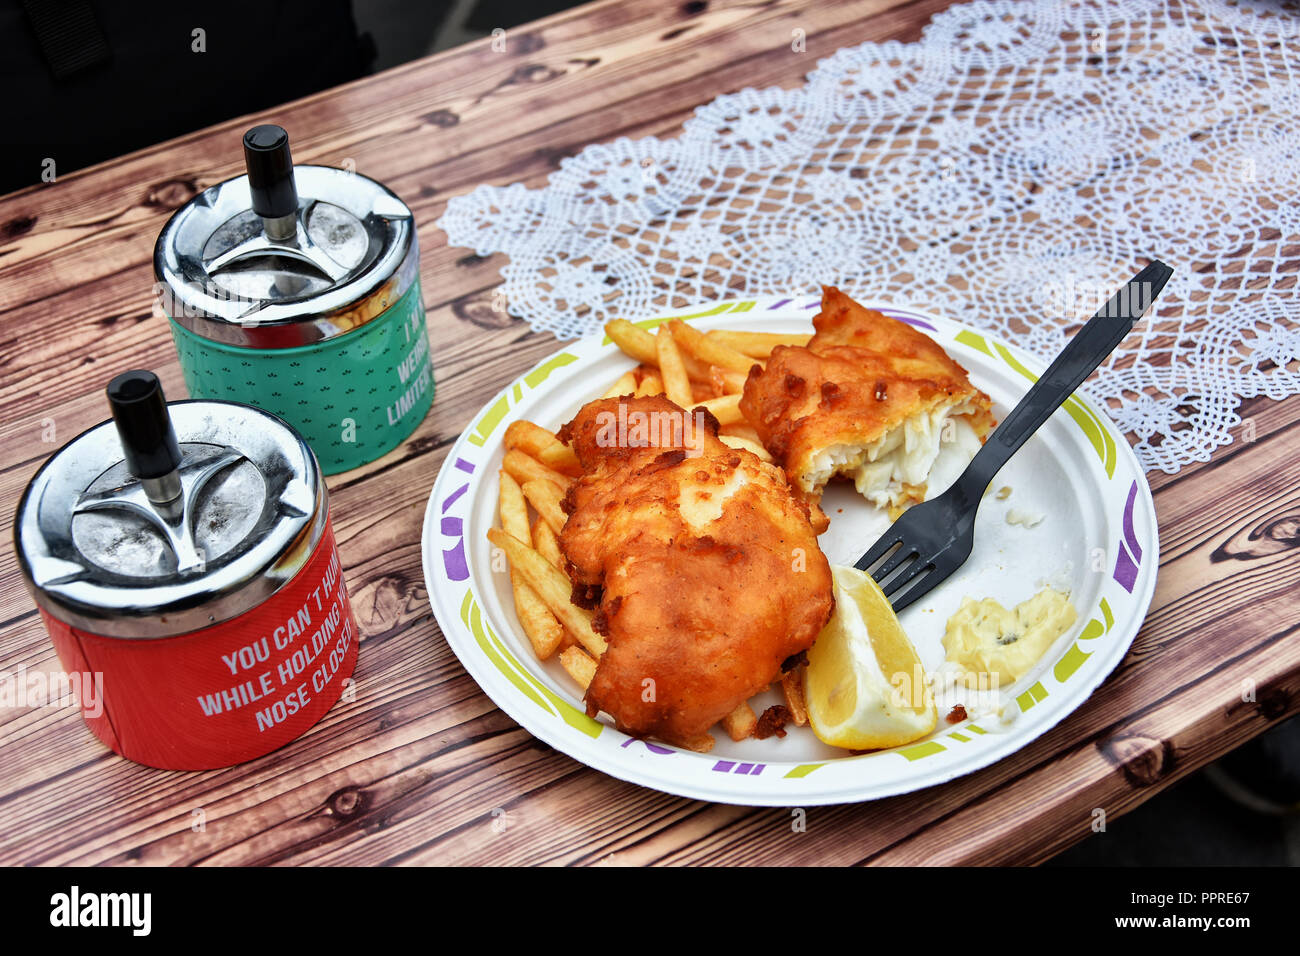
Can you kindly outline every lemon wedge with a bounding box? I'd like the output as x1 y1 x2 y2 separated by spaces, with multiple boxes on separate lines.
804 565 937 750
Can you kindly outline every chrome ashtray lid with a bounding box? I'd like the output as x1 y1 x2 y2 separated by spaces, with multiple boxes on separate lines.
14 372 326 638
154 126 417 348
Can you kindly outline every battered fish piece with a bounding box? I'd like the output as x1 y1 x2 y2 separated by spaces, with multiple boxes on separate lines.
557 395 833 749
740 286 996 518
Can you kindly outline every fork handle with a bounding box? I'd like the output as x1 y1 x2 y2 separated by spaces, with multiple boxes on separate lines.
959 260 1174 496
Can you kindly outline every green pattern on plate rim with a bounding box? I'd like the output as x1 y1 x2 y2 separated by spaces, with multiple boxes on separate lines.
423 295 1159 804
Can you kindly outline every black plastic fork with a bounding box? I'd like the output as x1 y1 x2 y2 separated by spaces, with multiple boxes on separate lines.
856 260 1174 611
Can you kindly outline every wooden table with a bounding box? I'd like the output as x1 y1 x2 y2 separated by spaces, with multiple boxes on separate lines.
1 0 1297 867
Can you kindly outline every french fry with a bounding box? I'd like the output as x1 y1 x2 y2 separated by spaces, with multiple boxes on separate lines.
605 319 658 366
669 320 759 374
531 520 575 648
606 318 746 389
720 421 762 443
502 447 572 491
706 329 811 358
711 366 748 395
503 419 557 456
721 701 758 741
603 369 638 398
487 527 607 656
538 446 578 475
511 583 562 657
521 479 568 535
559 646 599 690
634 371 664 397
497 471 533 542
719 434 772 462
505 420 580 476
691 380 718 403
697 392 743 426
631 363 657 384
498 472 564 659
681 734 714 753
656 325 693 408
532 516 565 570
781 669 808 726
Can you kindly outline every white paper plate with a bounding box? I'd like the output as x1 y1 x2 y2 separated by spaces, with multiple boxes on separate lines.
421 296 1158 806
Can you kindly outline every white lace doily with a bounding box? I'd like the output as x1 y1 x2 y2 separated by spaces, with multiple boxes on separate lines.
437 0 1300 473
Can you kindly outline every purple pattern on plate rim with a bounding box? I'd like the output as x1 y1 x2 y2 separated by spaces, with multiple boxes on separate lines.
622 738 674 755
440 458 477 581
1113 480 1142 593
713 760 765 776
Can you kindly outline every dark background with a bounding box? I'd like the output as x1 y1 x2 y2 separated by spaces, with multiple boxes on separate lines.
2 0 1296 865
0 0 578 194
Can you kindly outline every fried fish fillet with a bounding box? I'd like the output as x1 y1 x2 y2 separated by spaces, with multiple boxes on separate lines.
740 286 996 518
556 395 833 748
